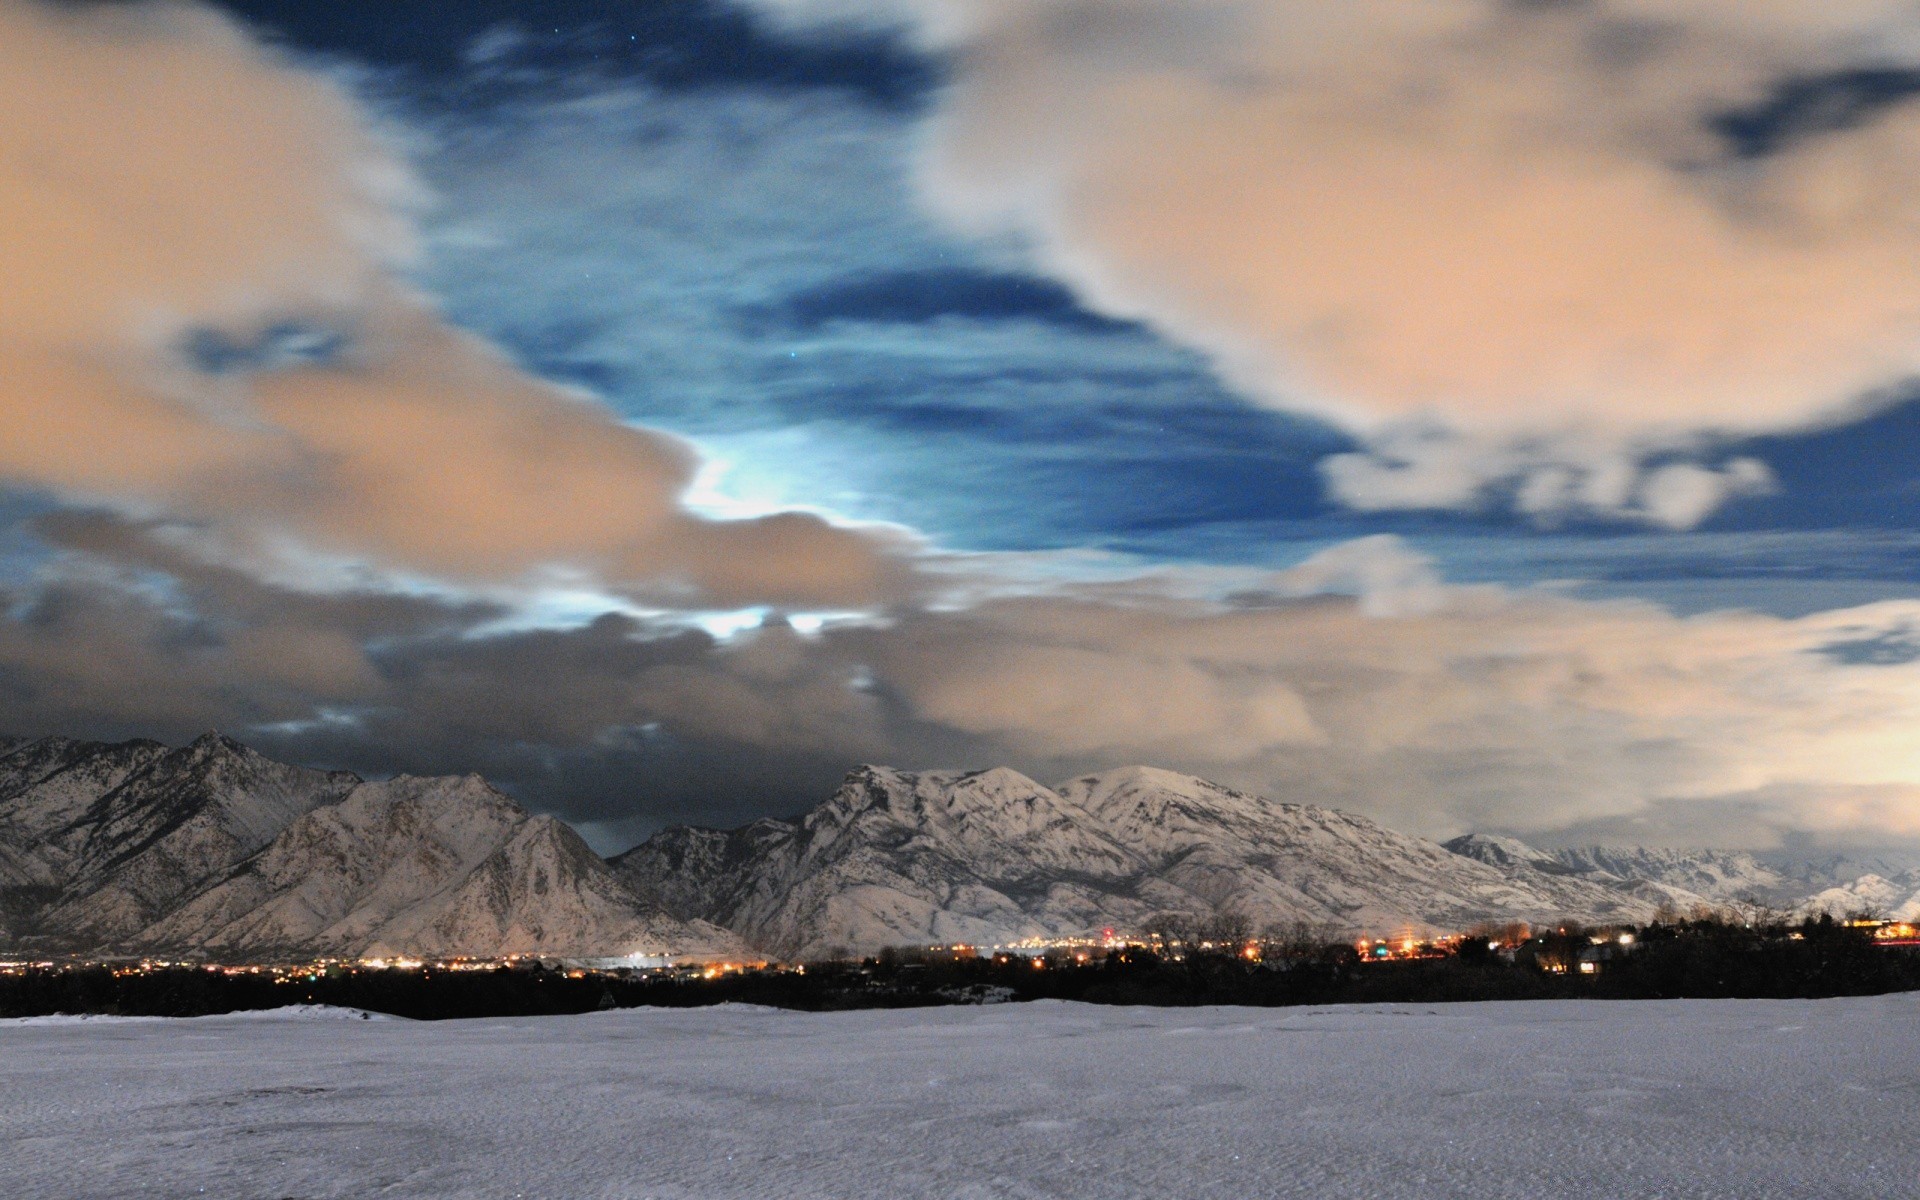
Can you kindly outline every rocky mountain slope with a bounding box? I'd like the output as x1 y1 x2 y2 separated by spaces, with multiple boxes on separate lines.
1441 833 1920 918
1799 871 1920 921
0 735 737 961
0 734 359 946
1443 834 1782 905
613 765 1695 958
142 774 741 960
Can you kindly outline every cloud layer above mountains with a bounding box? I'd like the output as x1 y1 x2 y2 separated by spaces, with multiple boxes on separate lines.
15 510 1920 854
754 0 1920 524
3 0 1920 855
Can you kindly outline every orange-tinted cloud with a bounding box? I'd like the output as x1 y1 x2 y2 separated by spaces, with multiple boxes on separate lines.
15 524 1920 849
0 0 903 608
758 0 1920 522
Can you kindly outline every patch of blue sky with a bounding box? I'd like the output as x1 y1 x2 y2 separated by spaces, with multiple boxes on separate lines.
213 0 935 109
404 78 1355 545
1721 392 1920 531
0 494 60 593
182 320 350 375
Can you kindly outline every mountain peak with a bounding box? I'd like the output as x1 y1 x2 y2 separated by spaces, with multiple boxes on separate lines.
1058 765 1224 806
174 730 272 774
956 765 1049 792
343 773 522 827
1444 833 1557 870
1071 764 1204 788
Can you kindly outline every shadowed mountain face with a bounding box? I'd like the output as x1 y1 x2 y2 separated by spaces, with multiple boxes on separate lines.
0 735 738 961
0 733 360 945
612 765 1709 959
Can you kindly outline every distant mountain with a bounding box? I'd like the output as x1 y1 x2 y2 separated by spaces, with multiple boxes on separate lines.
0 735 738 961
1799 872 1920 922
1444 835 1782 905
1761 852 1920 895
1437 834 1920 918
613 765 1687 959
1550 846 1788 902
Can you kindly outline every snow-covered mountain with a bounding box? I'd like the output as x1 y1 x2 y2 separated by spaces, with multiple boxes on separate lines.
143 775 741 960
1439 834 1566 874
1762 852 1920 896
613 765 1688 959
1550 846 1787 902
1444 835 1781 905
1441 833 1920 921
0 735 737 961
0 733 359 945
1798 872 1920 921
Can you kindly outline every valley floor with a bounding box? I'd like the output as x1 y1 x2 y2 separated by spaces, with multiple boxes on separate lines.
2 995 1916 1199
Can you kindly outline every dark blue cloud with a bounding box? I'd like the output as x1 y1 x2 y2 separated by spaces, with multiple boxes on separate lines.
182 321 349 375
752 386 1349 551
759 268 1139 336
1711 67 1920 159
209 0 936 109
1820 627 1920 665
0 495 59 594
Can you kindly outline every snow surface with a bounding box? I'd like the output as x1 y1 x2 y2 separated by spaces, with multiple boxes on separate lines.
0 1004 388 1027
3 995 1916 1199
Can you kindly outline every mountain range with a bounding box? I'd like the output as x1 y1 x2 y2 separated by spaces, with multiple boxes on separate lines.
0 734 738 961
609 765 1801 959
3 734 1913 961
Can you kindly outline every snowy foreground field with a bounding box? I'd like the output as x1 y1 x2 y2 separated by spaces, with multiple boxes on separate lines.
4 996 1918 1200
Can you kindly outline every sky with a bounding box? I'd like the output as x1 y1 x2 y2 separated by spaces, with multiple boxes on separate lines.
11 0 1920 855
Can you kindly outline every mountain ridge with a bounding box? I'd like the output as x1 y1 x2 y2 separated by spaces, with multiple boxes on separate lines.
0 735 737 961
613 764 1718 958
5 735 1907 961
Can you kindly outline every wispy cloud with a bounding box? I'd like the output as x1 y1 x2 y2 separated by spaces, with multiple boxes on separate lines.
750 0 1920 525
0 0 901 609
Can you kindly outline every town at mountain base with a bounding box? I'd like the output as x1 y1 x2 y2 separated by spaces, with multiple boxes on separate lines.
3 735 1915 961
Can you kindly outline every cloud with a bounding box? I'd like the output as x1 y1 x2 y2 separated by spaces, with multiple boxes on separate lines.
1320 432 1777 530
0 0 902 608
766 540 1920 850
748 0 1920 523
11 516 1920 852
